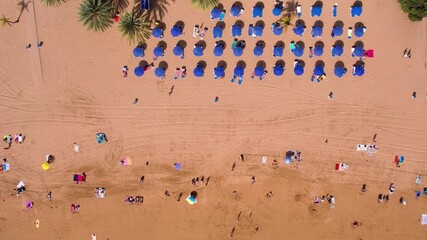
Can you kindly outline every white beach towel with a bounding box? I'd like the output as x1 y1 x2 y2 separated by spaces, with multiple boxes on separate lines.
421 214 427 225
356 144 367 151
261 156 267 164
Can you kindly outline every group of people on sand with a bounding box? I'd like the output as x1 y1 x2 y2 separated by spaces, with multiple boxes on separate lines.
71 204 80 213
125 196 144 204
377 183 396 203
191 176 206 185
313 194 336 208
3 133 25 149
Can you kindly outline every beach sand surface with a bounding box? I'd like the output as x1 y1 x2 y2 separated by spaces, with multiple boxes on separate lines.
0 0 426 239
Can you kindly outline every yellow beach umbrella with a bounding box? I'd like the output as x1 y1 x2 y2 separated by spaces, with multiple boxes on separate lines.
41 162 50 171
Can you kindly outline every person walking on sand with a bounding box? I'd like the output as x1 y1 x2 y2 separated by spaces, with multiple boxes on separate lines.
47 191 52 201
251 176 256 184
73 142 79 153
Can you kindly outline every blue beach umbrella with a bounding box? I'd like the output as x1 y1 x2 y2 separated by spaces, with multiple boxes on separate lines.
311 6 322 17
253 6 263 18
193 66 204 77
351 6 362 17
152 27 163 38
234 66 244 77
312 26 323 37
230 6 241 17
254 66 264 76
253 26 263 37
133 46 144 57
134 66 144 77
314 45 323 56
353 47 364 57
273 65 284 76
355 66 364 76
214 67 225 77
232 25 242 37
293 46 303 57
233 46 243 56
273 26 283 36
253 46 263 56
354 27 364 37
294 65 304 76
211 7 221 19
173 46 183 57
213 46 223 57
332 26 343 37
153 46 164 57
313 66 324 76
170 25 182 37
154 67 165 77
193 46 204 57
273 46 283 57
334 66 346 78
293 25 304 36
273 6 282 16
332 45 344 57
213 26 223 38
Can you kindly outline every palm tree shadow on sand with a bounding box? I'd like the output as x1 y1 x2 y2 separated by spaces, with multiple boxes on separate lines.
109 0 130 13
133 0 170 21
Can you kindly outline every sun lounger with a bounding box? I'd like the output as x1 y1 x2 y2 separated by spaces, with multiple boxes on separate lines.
332 4 337 17
356 144 367 151
347 28 352 39
140 0 150 11
73 174 86 183
296 5 301 17
248 24 253 37
193 25 199 38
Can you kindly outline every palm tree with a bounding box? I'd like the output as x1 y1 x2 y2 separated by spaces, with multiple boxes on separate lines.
190 0 219 10
40 0 68 7
284 0 297 18
118 10 151 44
1 15 12 26
277 14 294 32
79 0 114 32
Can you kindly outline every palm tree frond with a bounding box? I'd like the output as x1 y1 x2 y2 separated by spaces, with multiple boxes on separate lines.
79 0 114 32
190 0 219 10
40 0 68 7
118 10 151 44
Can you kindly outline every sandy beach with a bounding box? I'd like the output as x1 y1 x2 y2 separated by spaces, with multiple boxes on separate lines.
0 0 427 239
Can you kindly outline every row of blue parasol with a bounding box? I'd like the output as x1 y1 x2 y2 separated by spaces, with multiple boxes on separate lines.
134 45 358 58
311 5 362 17
210 5 362 19
137 63 363 78
153 23 365 39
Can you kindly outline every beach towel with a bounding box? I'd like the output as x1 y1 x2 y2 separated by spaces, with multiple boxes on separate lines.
35 220 40 229
416 175 422 185
335 163 348 171
96 133 108 143
186 195 197 205
399 156 404 163
261 156 267 164
421 214 427 225
366 145 379 155
174 163 181 170
120 157 132 166
73 174 85 182
363 49 374 58
2 163 10 171
356 144 367 151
